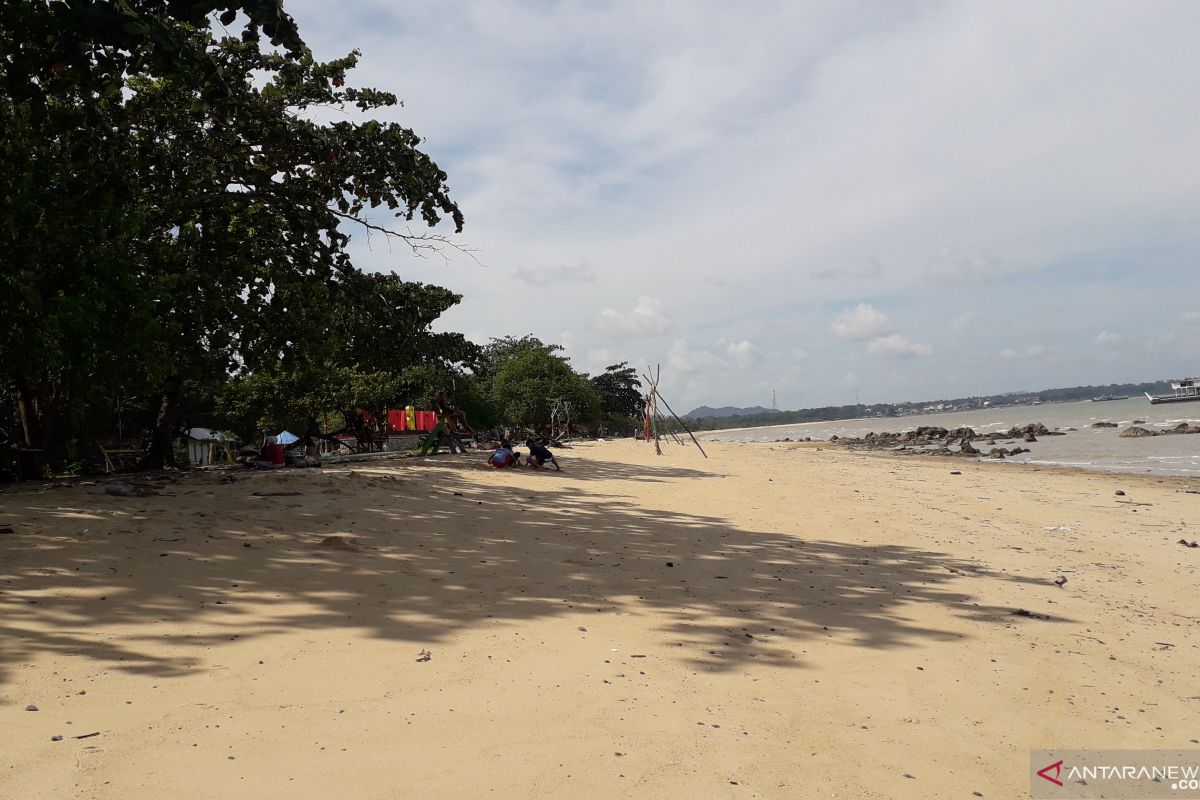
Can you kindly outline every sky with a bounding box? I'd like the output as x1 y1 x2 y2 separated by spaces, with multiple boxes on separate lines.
284 0 1200 411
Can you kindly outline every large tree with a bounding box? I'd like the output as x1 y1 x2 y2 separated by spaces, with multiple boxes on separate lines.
2 10 467 469
590 362 643 419
474 335 561 385
490 349 599 433
217 273 480 443
2 1 303 107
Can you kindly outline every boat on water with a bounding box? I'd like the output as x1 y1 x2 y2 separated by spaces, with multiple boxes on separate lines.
1090 394 1128 402
1145 378 1200 405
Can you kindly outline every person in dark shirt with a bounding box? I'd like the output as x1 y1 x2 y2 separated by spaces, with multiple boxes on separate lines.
525 438 561 471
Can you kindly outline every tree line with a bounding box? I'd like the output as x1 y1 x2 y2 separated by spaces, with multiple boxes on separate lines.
1 2 640 477
684 381 1175 432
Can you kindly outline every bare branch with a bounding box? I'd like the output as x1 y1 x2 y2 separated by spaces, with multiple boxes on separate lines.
330 210 482 266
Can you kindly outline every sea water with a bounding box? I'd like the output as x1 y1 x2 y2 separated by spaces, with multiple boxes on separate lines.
700 397 1200 476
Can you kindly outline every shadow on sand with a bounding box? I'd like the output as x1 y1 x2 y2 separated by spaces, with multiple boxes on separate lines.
0 454 1055 690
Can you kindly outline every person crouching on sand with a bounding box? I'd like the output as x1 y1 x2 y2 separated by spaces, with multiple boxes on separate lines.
489 440 518 468
525 438 561 471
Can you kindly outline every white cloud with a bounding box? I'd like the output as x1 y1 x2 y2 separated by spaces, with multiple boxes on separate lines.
288 1 1200 409
513 264 596 286
595 295 671 337
667 339 725 375
585 348 616 371
1180 311 1200 324
867 334 933 358
723 338 760 367
1095 331 1123 346
831 303 891 342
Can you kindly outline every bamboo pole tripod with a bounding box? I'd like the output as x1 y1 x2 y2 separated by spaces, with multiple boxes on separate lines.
641 364 708 459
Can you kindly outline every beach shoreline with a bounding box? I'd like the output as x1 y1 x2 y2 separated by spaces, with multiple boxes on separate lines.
698 397 1200 477
753 438 1200 486
2 439 1197 799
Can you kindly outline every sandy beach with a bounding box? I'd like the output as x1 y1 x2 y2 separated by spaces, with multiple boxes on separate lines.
2 440 1198 798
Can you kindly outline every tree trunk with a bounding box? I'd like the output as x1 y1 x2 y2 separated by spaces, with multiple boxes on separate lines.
138 375 183 471
16 380 71 472
14 383 39 449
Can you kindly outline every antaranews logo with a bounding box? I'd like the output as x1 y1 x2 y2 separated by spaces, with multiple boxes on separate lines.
1036 759 1064 788
1030 750 1200 799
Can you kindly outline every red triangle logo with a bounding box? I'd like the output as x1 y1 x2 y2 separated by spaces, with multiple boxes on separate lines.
1037 759 1064 787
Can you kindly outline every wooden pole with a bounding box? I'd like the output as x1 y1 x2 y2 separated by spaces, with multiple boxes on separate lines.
654 409 684 445
647 364 661 455
654 390 709 459
651 388 661 455
642 393 652 442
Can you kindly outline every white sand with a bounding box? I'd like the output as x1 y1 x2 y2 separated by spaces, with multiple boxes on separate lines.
2 440 1197 798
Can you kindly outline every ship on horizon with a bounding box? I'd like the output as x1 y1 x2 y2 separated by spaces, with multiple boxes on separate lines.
1145 378 1200 405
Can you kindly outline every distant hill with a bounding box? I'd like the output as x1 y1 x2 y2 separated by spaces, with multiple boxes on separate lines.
685 405 776 419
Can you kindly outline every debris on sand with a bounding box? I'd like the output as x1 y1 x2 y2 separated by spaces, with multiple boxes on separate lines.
1179 539 1199 549
416 649 432 662
1011 609 1051 620
252 490 303 497
1054 576 1068 587
105 483 159 497
318 536 360 552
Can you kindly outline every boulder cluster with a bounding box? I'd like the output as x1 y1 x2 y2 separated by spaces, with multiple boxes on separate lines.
1119 422 1200 438
831 422 1065 459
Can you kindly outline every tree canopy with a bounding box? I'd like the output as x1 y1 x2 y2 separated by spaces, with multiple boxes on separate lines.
1 7 634 476
490 348 599 432
1 5 467 470
591 362 643 418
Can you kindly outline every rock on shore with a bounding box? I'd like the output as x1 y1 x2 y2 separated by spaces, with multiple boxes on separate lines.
834 423 1059 458
1120 423 1200 438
